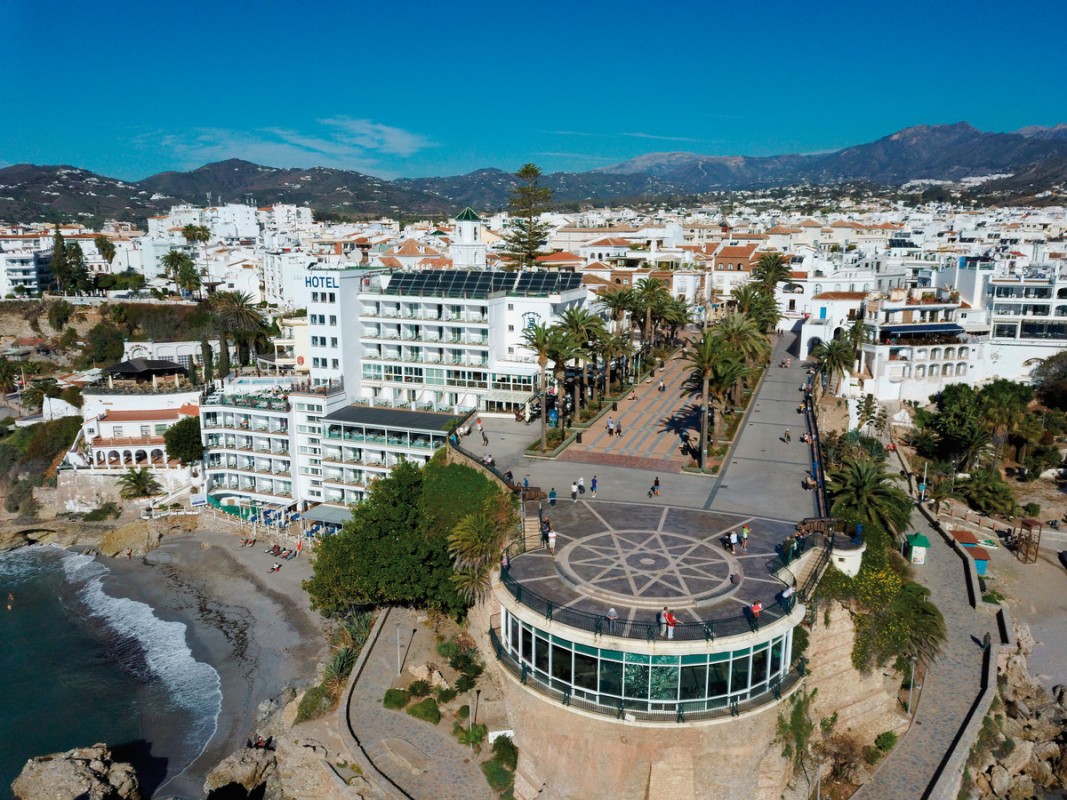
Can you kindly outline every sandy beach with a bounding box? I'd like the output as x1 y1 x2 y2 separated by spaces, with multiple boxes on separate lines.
101 522 326 799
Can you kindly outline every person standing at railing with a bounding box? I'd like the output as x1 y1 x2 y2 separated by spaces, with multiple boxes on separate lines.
665 609 677 639
607 607 618 634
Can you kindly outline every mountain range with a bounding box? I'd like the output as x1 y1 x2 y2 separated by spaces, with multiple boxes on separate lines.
2 122 1067 225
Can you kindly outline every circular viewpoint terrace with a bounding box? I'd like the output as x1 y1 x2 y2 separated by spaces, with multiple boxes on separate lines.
492 500 811 721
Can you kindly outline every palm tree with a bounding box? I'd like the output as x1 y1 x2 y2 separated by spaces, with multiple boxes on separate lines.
117 467 163 500
161 250 193 296
0 357 17 396
847 316 866 365
812 337 854 396
559 307 605 416
522 322 554 452
597 288 633 337
892 583 947 663
682 330 717 469
212 291 264 367
712 312 770 366
706 352 748 449
660 297 692 344
598 333 632 397
94 235 116 270
730 283 763 316
448 510 515 604
751 252 792 294
826 458 912 534
631 277 669 353
546 327 581 424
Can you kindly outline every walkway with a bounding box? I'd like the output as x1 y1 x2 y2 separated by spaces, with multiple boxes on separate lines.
347 607 492 800
561 351 695 472
852 509 995 800
706 334 819 521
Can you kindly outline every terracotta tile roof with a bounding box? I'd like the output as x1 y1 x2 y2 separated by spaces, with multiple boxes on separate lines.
536 251 583 263
584 237 632 247
90 436 166 448
766 226 802 235
377 256 403 268
581 275 611 286
811 291 867 300
799 219 822 227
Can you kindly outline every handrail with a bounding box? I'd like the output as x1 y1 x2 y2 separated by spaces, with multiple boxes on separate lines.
801 368 830 516
500 570 794 642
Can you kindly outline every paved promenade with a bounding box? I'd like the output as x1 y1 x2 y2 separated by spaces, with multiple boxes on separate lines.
347 607 492 800
560 351 695 473
707 334 819 521
852 509 994 800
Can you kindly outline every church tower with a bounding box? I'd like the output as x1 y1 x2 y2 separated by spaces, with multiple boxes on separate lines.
450 207 487 269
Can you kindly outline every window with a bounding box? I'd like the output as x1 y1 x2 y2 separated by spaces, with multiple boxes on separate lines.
114 426 124 437
329 315 337 325
154 424 167 435
330 337 338 348
312 292 319 303
508 325 514 332
331 359 339 369
140 425 150 437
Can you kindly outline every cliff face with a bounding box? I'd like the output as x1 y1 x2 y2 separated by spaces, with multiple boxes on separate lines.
12 743 141 800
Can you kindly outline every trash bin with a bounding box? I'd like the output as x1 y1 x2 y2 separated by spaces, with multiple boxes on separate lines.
612 401 618 411
576 432 583 444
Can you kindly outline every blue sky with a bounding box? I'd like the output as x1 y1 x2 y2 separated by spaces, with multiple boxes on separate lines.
4 0 1066 181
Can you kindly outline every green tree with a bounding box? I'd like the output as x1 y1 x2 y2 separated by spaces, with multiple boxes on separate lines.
826 458 912 534
66 242 89 294
682 330 717 468
200 338 214 384
501 164 552 269
955 470 1017 517
162 250 192 296
163 416 204 465
751 252 792 294
94 235 116 269
521 322 555 454
596 288 633 337
1030 351 1067 410
82 321 125 365
212 291 264 366
116 467 163 499
631 277 670 353
448 503 516 604
812 337 854 396
558 307 605 414
0 357 17 395
46 299 74 331
51 230 69 293
892 582 947 664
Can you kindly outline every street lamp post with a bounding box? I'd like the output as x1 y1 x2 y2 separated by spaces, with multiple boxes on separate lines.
395 622 402 675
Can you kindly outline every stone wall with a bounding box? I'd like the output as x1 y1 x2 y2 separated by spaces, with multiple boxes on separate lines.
34 466 193 516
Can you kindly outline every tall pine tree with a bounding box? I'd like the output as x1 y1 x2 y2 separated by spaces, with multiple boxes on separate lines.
66 242 89 295
502 163 552 270
51 230 68 293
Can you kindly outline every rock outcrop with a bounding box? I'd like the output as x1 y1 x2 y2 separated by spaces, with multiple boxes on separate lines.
11 743 140 800
203 747 277 797
973 621 1067 799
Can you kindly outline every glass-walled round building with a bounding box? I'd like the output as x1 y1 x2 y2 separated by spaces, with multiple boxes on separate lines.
491 502 809 721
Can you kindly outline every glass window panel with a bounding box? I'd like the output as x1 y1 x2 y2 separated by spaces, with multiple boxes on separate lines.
509 614 519 650
708 662 729 698
682 653 709 665
731 653 751 695
771 640 784 675
709 651 730 663
624 664 650 705
599 649 624 661
551 643 572 685
624 652 650 664
534 635 549 676
573 642 597 656
679 665 708 700
574 652 598 691
520 627 532 664
599 660 623 698
650 666 679 701
752 647 769 688
652 654 679 666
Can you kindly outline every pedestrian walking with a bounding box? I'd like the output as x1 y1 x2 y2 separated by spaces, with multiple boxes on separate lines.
481 430 489 446
578 476 585 495
741 524 750 550
606 416 615 435
665 609 677 640
784 429 791 443
548 529 557 555
548 487 557 507
728 531 738 553
540 520 550 548
571 481 579 502
476 418 483 434
658 379 666 392
653 476 660 496
590 475 598 498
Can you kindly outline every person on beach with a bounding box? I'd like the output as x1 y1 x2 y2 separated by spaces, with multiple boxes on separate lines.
590 475 598 498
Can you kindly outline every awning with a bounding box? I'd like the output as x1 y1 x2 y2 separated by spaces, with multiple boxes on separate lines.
906 533 931 549
303 504 351 525
882 323 963 336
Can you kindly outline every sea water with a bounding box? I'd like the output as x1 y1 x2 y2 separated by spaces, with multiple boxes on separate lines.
0 546 221 799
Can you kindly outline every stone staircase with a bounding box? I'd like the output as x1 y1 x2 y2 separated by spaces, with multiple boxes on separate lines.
522 515 542 551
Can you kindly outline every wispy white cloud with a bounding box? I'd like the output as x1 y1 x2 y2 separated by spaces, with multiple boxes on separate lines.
534 151 617 161
150 118 432 175
620 132 702 143
543 130 615 138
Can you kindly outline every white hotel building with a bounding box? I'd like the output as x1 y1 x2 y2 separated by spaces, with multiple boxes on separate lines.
201 266 590 523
